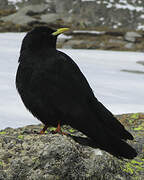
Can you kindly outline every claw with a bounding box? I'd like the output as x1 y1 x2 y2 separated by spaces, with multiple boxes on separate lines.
40 122 67 135
53 122 67 135
40 124 48 134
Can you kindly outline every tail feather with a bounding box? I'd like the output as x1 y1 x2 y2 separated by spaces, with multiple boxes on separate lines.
95 131 137 159
72 110 137 159
108 139 137 159
82 123 137 159
92 99 133 140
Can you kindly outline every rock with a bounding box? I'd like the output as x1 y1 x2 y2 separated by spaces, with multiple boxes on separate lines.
137 61 144 66
1 13 35 26
124 43 135 49
25 4 51 16
21 0 52 5
0 0 15 11
0 0 8 9
14 0 54 9
0 113 144 180
124 32 142 42
61 0 144 30
62 39 100 49
121 69 144 74
55 0 73 14
1 4 51 25
0 21 30 32
0 4 65 28
62 39 86 49
108 39 125 45
1 0 144 31
41 13 60 24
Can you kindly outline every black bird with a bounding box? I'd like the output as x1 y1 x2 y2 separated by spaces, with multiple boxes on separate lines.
16 26 137 159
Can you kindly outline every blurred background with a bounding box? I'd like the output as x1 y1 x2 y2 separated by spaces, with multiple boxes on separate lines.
0 0 144 51
0 2 144 179
0 0 144 129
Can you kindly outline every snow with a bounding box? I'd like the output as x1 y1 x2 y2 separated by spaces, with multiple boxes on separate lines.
59 34 72 39
8 0 21 2
82 0 96 1
137 24 144 30
73 30 105 35
0 33 144 130
115 4 143 11
104 0 144 12
140 14 144 19
8 0 144 12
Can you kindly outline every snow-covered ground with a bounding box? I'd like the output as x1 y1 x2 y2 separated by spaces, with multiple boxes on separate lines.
0 33 144 130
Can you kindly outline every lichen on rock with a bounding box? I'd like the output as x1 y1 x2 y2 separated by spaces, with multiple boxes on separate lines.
0 113 144 180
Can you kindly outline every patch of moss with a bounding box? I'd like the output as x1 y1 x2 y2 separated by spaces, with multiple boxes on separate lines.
123 162 134 174
119 113 144 129
18 135 24 139
133 120 144 131
32 157 39 163
49 127 57 131
0 131 6 135
122 159 144 175
131 113 139 119
134 126 144 131
128 119 135 124
68 128 76 133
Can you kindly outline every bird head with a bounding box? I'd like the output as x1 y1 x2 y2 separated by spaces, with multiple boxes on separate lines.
20 26 69 53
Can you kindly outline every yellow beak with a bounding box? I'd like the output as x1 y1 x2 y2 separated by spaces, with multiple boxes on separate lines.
52 28 69 36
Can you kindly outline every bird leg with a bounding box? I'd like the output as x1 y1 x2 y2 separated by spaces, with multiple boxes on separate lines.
40 122 67 135
53 122 67 135
40 124 49 134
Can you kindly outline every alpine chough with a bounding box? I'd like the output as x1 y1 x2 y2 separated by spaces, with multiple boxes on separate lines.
16 26 137 159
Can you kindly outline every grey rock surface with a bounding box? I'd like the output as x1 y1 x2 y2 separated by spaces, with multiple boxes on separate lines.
1 12 35 25
124 43 135 49
1 4 51 25
55 0 73 14
14 0 54 9
1 0 144 30
53 0 144 30
124 32 142 42
137 61 144 66
41 13 60 24
0 113 144 180
0 0 15 10
62 39 86 49
0 0 8 9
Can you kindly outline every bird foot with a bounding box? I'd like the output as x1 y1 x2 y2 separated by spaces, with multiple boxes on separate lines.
52 129 67 135
39 124 48 134
39 123 67 135
52 122 67 135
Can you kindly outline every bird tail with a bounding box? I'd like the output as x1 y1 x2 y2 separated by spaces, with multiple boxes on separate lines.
94 131 137 159
91 99 134 140
70 108 137 159
80 118 137 159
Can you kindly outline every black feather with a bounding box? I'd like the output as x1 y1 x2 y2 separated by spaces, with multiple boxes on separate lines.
16 26 137 159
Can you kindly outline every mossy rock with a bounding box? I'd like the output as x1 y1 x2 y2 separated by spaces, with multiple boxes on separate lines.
0 113 144 179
